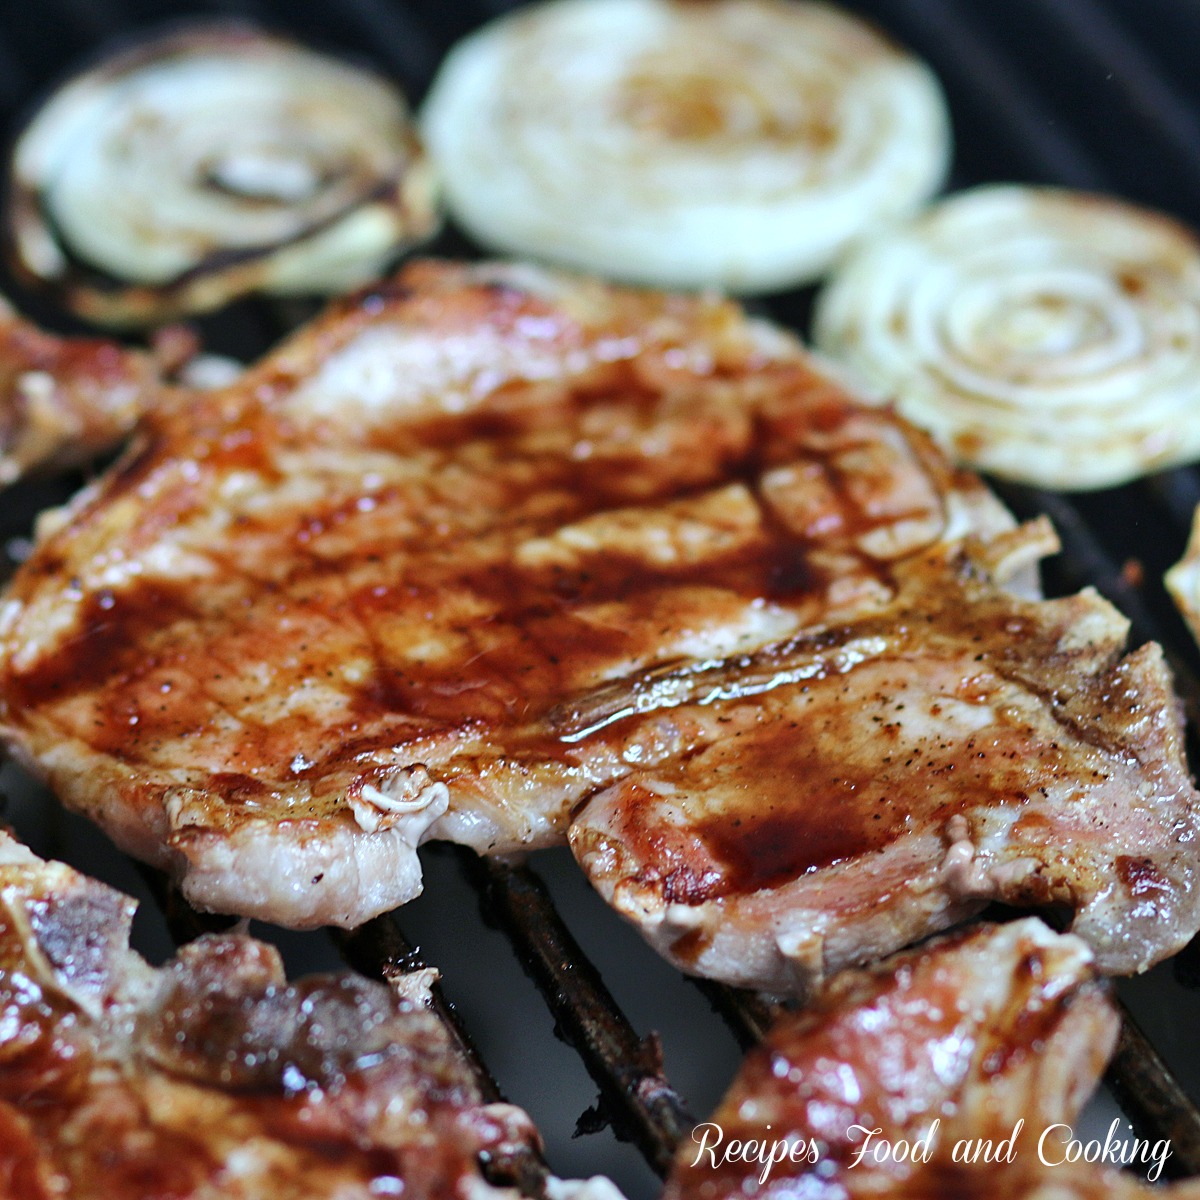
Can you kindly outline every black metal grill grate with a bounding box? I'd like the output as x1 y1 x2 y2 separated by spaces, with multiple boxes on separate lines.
4 1 1200 1196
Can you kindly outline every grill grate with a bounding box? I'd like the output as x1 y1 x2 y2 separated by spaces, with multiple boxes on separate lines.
334 910 553 1195
4 1 1200 1196
463 853 696 1178
1109 1007 1200 1179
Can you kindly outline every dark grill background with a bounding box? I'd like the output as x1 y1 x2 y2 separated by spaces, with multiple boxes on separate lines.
2 1 1200 1196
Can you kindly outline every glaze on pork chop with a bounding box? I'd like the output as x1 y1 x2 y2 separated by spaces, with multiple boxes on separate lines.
0 262 1195 980
0 260 1016 926
0 831 621 1200
665 919 1196 1199
571 527 1200 991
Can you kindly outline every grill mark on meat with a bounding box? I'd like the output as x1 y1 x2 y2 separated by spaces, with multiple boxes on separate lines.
572 523 1200 988
1117 855 1176 905
567 568 1118 891
980 651 1141 764
610 682 1053 906
688 783 910 895
7 389 898 748
6 582 195 724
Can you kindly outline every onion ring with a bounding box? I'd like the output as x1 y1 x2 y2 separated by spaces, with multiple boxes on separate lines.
422 0 950 292
9 23 440 326
813 184 1200 489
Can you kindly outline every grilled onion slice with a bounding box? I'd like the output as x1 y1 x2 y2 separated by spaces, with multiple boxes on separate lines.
813 185 1200 490
421 0 950 292
9 24 439 327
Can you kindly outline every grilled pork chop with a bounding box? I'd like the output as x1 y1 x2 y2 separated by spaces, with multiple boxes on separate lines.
0 298 193 485
0 260 1016 926
0 261 1196 990
665 919 1194 1199
0 831 620 1200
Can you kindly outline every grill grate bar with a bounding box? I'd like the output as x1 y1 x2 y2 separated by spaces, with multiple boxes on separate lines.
991 483 1164 632
333 915 505 1104
134 864 236 945
196 0 269 19
124 866 553 1194
49 0 134 42
1146 469 1200 539
1108 1001 1200 1179
135 866 515 1117
690 980 781 1053
460 850 696 1178
132 865 549 1194
332 0 443 93
332 914 551 1196
0 31 31 111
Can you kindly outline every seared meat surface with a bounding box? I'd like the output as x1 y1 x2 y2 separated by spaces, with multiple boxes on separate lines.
0 260 1195 987
0 831 619 1200
0 260 1013 927
0 299 191 485
572 529 1200 990
665 919 1195 1199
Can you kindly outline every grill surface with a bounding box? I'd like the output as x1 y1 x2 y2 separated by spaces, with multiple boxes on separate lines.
3 1 1200 1196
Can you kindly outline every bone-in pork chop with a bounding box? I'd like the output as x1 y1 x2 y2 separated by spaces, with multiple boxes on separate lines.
0 260 1014 926
0 831 620 1200
0 261 1195 986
